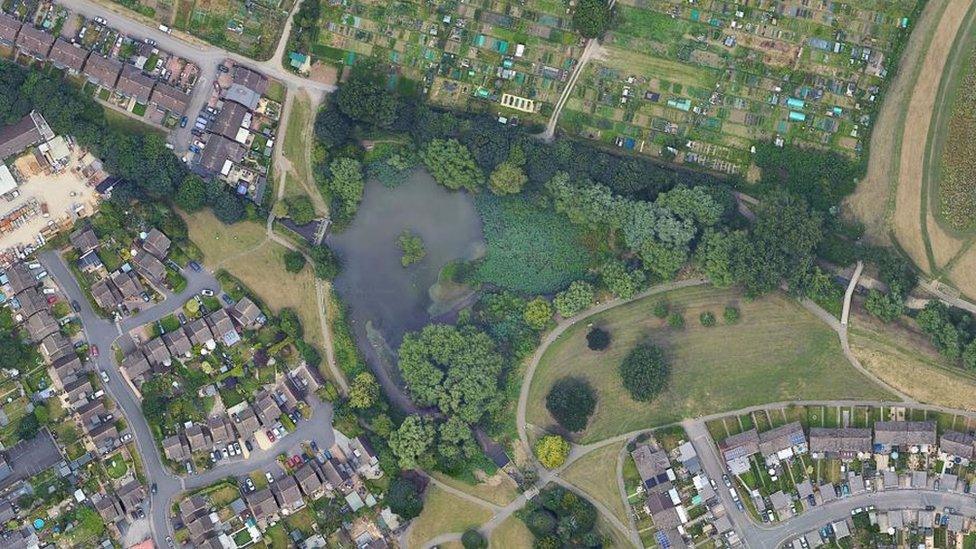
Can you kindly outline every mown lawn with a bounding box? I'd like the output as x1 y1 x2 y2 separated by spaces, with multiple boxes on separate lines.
406 486 493 548
430 470 520 507
489 515 534 548
561 441 629 526
527 285 894 443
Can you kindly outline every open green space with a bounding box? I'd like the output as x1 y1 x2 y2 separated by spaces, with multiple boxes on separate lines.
405 486 492 548
527 285 894 443
561 441 629 526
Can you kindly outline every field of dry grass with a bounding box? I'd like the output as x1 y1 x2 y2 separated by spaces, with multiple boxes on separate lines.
848 308 976 411
406 486 493 548
561 441 630 526
430 471 520 507
488 515 534 548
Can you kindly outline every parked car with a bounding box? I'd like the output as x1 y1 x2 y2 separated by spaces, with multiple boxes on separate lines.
266 430 276 443
99 370 109 383
177 312 187 324
179 116 188 128
722 474 732 488
244 440 253 451
310 441 318 452
94 16 106 24
71 300 81 313
141 291 151 302
266 472 275 484
151 483 157 494
120 433 132 442
222 448 229 459
188 261 202 272
221 294 234 306
201 288 214 297
41 287 55 295
90 345 99 358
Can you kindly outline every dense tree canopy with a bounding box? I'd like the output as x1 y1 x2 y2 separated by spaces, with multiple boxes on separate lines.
619 343 670 402
572 0 614 38
325 157 365 221
397 324 505 423
387 475 425 519
348 372 380 409
422 139 483 192
336 64 398 128
389 415 436 469
546 377 597 432
554 280 594 318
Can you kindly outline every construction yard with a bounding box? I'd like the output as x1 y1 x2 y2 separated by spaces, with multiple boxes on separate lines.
0 149 101 263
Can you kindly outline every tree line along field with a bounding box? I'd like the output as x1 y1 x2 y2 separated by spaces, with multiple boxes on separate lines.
526 284 894 444
308 0 583 125
562 0 921 177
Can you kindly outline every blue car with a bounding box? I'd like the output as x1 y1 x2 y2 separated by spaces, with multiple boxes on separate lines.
188 261 202 272
179 116 188 128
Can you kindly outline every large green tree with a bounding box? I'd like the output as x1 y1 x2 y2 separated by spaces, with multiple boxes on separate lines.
326 157 364 219
619 343 670 402
572 0 613 38
554 280 594 318
389 415 436 469
397 324 505 423
422 139 483 192
335 64 398 128
546 377 596 432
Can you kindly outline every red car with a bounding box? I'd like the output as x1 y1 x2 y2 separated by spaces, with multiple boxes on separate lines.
289 455 302 467
89 345 99 358
266 430 276 442
46 296 57 304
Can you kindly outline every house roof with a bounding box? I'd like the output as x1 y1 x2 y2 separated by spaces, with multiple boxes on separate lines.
719 428 760 461
48 38 88 71
143 337 171 366
758 421 807 456
255 391 282 424
50 354 83 387
15 287 45 319
94 494 123 522
272 474 303 511
206 308 239 346
940 431 975 459
198 134 245 175
186 317 214 347
631 445 670 485
223 83 260 110
77 398 106 428
88 422 118 448
121 351 151 382
143 228 171 259
185 423 209 451
91 277 122 310
874 421 937 447
64 377 93 404
211 102 249 140
236 406 261 437
132 249 166 282
207 416 233 446
24 309 57 341
809 428 873 454
116 65 155 103
246 488 280 521
178 495 207 522
0 13 22 43
15 25 54 58
0 114 42 161
162 434 188 462
150 83 189 114
69 225 99 253
320 459 346 489
82 55 122 87
162 328 192 357
77 250 103 271
294 462 323 497
769 490 792 511
117 479 146 511
232 66 268 95
39 332 71 361
110 270 145 300
232 296 264 328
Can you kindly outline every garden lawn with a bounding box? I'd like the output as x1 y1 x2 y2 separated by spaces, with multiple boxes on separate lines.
561 441 629 526
430 470 520 506
489 515 534 548
527 285 894 443
405 486 493 548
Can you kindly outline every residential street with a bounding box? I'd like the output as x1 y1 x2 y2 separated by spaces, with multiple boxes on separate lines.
53 0 335 151
39 250 336 547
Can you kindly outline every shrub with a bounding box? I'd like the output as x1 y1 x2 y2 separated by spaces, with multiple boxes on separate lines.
396 230 427 267
586 327 610 351
461 529 487 549
619 343 670 402
699 311 716 327
652 301 669 318
723 306 740 324
283 250 306 273
523 297 553 331
387 476 424 519
534 435 570 469
667 312 684 329
545 377 596 432
572 0 613 38
525 509 557 537
554 280 594 318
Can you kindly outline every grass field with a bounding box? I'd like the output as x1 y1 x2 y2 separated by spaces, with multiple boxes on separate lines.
561 441 629 526
184 212 325 352
849 308 976 411
430 471 520 507
527 285 894 443
406 486 493 548
489 515 534 548
103 107 164 137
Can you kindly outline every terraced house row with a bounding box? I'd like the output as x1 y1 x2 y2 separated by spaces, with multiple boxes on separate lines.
0 11 191 116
